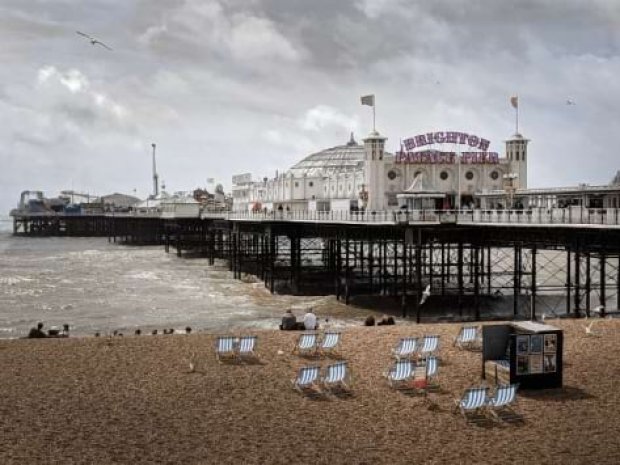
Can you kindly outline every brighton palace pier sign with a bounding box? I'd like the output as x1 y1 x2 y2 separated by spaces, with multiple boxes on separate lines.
396 131 499 164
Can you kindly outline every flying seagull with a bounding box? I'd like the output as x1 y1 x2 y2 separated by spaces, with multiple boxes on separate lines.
76 31 112 50
566 99 576 106
584 320 598 335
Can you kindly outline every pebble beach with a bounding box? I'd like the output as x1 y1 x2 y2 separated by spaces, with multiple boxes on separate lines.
1 317 619 464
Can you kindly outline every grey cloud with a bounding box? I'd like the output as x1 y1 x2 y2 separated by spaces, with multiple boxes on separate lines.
1 0 619 212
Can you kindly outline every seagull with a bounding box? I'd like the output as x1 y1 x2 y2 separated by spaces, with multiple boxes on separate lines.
584 320 597 335
592 305 604 316
76 31 112 50
188 352 197 373
566 99 576 106
419 284 431 306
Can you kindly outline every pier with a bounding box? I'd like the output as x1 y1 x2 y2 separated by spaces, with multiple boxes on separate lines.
11 208 620 322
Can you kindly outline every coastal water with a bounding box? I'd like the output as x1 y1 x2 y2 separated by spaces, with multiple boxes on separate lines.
0 216 346 339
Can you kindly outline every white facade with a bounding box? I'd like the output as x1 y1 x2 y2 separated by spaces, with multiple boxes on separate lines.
232 130 528 212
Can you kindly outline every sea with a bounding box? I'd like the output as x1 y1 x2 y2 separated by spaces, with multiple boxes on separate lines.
0 214 342 339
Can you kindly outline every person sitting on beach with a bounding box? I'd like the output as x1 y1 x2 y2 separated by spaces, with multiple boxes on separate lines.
27 322 47 338
377 315 396 326
280 309 297 331
303 309 318 330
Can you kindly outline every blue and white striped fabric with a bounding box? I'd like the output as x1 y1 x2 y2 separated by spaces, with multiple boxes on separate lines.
461 327 477 343
418 335 439 356
295 366 320 388
238 336 257 356
488 384 518 408
389 360 414 383
298 333 317 351
321 332 341 351
216 336 236 359
324 362 347 385
460 387 488 411
425 356 438 379
393 337 417 359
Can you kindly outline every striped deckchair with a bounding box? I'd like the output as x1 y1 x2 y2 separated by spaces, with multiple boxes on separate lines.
215 336 237 362
292 365 321 394
487 384 520 421
292 332 318 356
391 337 418 360
424 355 440 390
321 361 350 393
386 360 415 389
319 331 341 357
454 387 489 423
454 325 481 350
417 335 440 360
237 336 258 361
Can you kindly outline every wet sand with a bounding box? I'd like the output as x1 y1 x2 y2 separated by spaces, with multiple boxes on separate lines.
1 318 619 464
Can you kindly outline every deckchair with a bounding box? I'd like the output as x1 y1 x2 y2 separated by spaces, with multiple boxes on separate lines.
237 336 258 361
319 331 341 357
292 332 319 357
487 384 520 422
321 361 351 393
454 386 489 423
391 337 418 360
215 335 237 362
454 325 481 350
386 360 415 389
292 365 321 394
423 355 440 390
417 335 440 360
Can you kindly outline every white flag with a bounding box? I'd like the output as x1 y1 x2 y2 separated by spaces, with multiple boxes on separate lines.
361 94 375 106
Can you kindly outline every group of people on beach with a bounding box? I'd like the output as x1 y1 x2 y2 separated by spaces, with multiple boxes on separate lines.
27 322 69 338
279 308 396 330
364 315 396 326
279 308 320 331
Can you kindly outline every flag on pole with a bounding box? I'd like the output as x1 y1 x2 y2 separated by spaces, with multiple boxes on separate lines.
361 94 375 106
510 96 518 109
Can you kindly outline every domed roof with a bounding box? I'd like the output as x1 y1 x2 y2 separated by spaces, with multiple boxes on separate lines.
287 134 365 177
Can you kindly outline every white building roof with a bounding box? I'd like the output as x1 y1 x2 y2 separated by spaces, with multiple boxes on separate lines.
287 135 366 177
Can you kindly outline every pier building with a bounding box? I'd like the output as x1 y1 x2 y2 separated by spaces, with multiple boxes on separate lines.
232 129 528 213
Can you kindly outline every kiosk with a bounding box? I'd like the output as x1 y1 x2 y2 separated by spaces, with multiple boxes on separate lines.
482 322 563 389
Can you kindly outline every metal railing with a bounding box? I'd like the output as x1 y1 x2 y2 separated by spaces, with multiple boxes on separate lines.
11 207 620 227
201 207 620 227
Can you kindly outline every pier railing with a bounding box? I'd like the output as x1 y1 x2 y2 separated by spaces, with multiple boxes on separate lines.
200 207 620 227
11 207 620 227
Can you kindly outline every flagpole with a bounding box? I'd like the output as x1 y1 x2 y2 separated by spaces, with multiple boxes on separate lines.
373 101 376 132
515 94 519 134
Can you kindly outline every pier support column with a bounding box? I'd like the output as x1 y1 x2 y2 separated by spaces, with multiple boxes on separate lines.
531 245 537 321
472 244 481 321
344 234 350 305
457 242 464 318
566 249 572 315
574 249 581 317
513 244 521 318
599 253 606 317
585 252 591 317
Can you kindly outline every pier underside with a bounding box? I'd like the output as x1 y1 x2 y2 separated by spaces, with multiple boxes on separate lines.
12 214 620 322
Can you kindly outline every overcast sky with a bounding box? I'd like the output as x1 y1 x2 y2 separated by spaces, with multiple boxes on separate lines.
1 0 620 212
